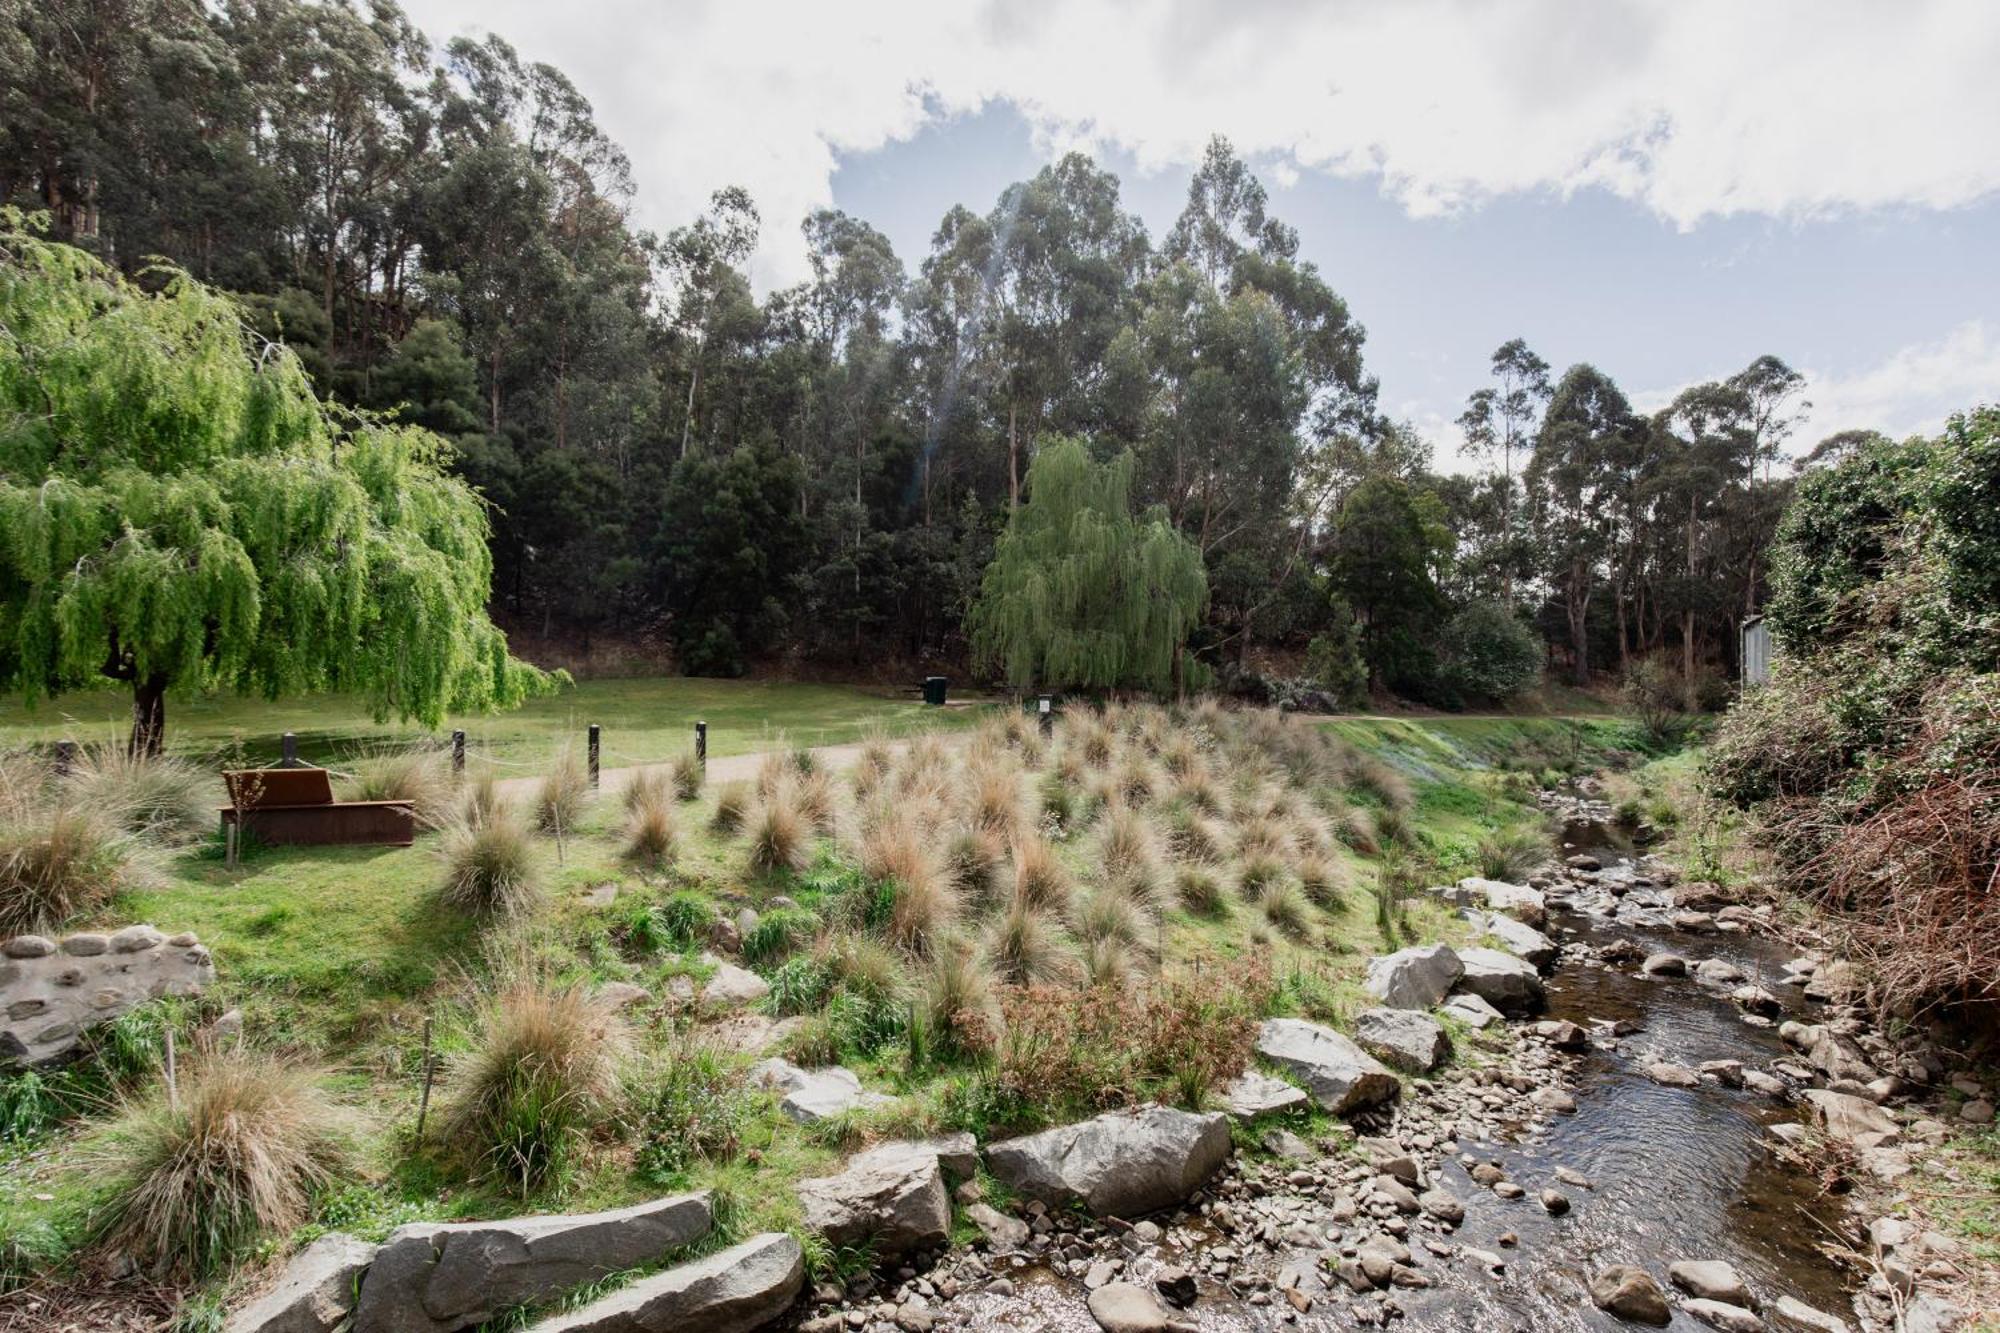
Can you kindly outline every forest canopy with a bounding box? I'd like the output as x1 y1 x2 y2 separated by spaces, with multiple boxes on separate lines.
2 0 1832 701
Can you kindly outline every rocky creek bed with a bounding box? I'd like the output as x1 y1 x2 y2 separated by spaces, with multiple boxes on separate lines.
775 791 1979 1333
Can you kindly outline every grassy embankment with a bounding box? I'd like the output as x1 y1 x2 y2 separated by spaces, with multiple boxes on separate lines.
0 702 1644 1326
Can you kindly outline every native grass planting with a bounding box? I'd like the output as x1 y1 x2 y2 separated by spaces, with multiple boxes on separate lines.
0 703 1576 1303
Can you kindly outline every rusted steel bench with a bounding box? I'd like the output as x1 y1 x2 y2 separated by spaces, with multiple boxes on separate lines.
220 768 417 847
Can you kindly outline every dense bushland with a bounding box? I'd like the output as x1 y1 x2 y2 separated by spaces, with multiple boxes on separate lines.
1708 406 2000 1020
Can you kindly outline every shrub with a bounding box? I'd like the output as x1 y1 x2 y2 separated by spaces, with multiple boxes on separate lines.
983 898 1071 986
656 891 712 949
747 796 811 875
624 786 678 867
534 746 592 836
1304 620 1369 709
670 751 704 802
1623 657 1694 748
635 1041 744 1182
711 780 752 834
87 1050 354 1277
438 808 544 918
66 746 214 844
767 954 837 1016
1434 601 1543 705
0 806 140 936
439 980 629 1195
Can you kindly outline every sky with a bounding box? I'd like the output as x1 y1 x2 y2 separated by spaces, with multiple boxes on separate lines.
400 0 2000 465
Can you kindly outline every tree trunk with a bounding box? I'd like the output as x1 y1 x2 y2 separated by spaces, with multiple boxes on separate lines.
1007 402 1020 508
130 673 168 758
1567 565 1591 686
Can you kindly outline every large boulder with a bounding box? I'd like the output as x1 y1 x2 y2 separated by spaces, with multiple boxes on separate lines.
530 1232 803 1332
226 1233 375 1333
1458 878 1547 929
1086 1281 1198 1333
354 1193 713 1333
1669 1260 1757 1310
1255 1018 1401 1114
1470 911 1558 970
1803 1089 1899 1145
1362 944 1463 1011
1441 992 1504 1030
797 1141 950 1257
1453 947 1546 1015
1354 1008 1449 1073
0 927 214 1065
747 1059 893 1124
984 1106 1230 1218
1804 1026 1881 1083
701 962 770 1008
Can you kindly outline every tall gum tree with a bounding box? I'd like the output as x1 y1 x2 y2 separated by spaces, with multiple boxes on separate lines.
0 217 555 753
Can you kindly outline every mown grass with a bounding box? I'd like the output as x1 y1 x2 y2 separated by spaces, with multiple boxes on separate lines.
0 677 992 771
0 707 1622 1310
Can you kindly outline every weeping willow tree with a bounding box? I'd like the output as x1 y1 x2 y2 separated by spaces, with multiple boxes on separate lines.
968 437 1208 694
0 215 555 753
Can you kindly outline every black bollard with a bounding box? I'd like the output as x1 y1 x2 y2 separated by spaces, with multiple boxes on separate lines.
695 720 708 770
53 739 77 778
587 724 601 788
451 729 465 776
280 732 300 768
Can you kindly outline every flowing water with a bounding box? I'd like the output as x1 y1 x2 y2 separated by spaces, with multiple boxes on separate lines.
854 812 1860 1331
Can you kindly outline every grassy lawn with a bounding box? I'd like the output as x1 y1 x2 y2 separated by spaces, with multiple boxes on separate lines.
0 677 993 770
0 708 1629 1317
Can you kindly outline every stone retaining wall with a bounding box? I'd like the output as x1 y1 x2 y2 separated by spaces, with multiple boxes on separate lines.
0 926 213 1064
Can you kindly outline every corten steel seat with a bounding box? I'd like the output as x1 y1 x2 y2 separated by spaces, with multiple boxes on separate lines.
220 767 417 847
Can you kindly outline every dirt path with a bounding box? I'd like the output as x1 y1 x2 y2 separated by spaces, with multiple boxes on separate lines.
491 736 932 803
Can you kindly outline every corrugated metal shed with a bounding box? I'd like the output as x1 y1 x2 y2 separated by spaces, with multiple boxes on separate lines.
1741 615 1771 686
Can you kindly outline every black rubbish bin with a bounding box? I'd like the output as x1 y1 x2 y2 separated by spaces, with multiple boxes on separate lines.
922 676 949 707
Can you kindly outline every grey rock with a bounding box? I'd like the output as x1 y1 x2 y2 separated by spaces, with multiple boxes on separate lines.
1641 953 1688 977
1418 1189 1465 1225
1086 1281 1195 1333
1458 877 1547 929
529 1232 803 1333
225 1233 375 1333
1355 1007 1449 1073
1453 947 1546 1015
1670 1259 1756 1309
1221 1070 1308 1118
1694 958 1746 985
1472 912 1558 969
1441 992 1504 1030
1769 1295 1852 1333
1803 1089 1899 1144
1589 1265 1671 1325
1685 1299 1764 1333
984 1105 1230 1218
746 1059 893 1124
798 1142 949 1258
1254 1018 1401 1114
1647 1062 1701 1088
354 1192 713 1333
1363 944 1463 1011
701 963 770 1007
962 1203 1028 1249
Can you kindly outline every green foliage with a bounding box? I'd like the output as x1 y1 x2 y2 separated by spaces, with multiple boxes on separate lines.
1303 610 1369 709
635 1044 746 1183
0 219 554 750
1434 601 1543 705
967 438 1208 694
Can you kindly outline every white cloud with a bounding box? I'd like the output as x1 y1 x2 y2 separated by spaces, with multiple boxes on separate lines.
397 0 2000 288
1798 320 2000 443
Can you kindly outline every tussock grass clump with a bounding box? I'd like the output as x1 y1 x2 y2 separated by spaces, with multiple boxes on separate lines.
1259 881 1314 939
1336 806 1381 855
438 807 544 918
983 897 1072 986
670 752 704 802
1173 865 1229 918
1097 805 1156 881
793 769 838 834
623 787 678 868
1010 835 1072 915
67 746 215 843
1235 814 1292 862
440 980 629 1195
711 780 752 834
534 746 592 835
1038 771 1078 832
622 766 672 816
0 806 142 936
1160 735 1200 779
1236 852 1288 902
457 771 507 827
1295 853 1345 909
747 796 811 875
946 826 1008 906
1476 828 1548 881
1171 770 1224 817
968 763 1024 838
1375 804 1413 848
1072 884 1148 951
1352 754 1414 811
861 814 958 953
886 867 959 956
88 1050 355 1277
1078 722 1115 769
1114 756 1156 808
1080 934 1137 990
1163 808 1226 864
920 947 998 1063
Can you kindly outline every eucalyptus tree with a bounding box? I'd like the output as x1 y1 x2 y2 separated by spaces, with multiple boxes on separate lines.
1528 364 1638 684
1457 338 1551 606
0 221 552 753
